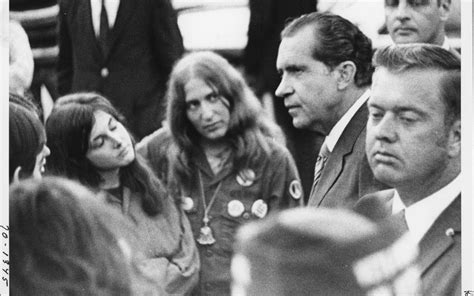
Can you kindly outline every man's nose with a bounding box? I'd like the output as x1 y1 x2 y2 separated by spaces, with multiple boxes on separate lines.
395 1 411 20
374 115 398 143
275 75 293 98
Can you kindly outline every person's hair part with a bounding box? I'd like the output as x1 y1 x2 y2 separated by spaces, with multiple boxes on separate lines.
46 92 164 216
281 12 374 87
373 44 460 125
166 51 284 188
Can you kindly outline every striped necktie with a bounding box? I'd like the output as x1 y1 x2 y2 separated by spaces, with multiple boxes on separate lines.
310 143 330 194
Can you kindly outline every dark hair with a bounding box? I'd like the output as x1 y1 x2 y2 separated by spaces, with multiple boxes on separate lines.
9 92 41 117
45 92 165 216
10 177 160 295
9 101 46 182
373 44 460 125
281 12 374 87
166 51 284 188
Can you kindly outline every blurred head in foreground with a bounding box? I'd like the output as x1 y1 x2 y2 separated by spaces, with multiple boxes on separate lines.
10 177 161 295
232 207 420 296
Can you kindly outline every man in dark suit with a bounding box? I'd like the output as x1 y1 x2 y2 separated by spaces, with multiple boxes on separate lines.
355 44 461 295
244 0 318 202
275 12 387 208
57 0 184 139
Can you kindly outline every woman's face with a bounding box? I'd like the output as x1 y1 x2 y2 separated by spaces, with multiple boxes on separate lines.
32 144 50 179
86 110 135 171
184 78 231 142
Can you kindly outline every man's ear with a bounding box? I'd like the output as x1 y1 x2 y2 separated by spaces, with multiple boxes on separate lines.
439 0 451 22
334 61 357 90
13 166 22 184
447 119 460 158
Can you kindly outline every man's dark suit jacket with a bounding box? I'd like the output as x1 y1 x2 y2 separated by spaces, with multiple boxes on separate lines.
57 0 184 139
355 189 461 296
307 103 387 208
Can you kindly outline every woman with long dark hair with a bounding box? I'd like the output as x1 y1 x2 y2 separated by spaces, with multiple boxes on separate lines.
138 51 302 295
45 92 199 295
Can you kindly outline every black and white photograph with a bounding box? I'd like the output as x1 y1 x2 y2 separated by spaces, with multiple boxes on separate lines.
2 0 473 295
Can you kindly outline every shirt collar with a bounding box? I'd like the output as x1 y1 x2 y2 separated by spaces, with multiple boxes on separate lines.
391 174 461 244
324 89 370 152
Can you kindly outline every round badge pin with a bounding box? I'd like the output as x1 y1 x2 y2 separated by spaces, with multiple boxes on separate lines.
251 199 268 218
227 200 245 217
182 197 194 212
236 169 256 187
289 180 302 200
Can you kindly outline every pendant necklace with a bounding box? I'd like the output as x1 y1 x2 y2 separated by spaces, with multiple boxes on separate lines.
196 170 223 245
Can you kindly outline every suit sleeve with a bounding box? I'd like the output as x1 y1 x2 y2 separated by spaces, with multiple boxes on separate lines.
57 0 73 95
151 0 184 78
265 145 304 211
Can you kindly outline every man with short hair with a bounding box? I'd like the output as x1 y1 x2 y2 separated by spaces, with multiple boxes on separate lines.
356 44 461 295
385 0 458 54
275 12 387 208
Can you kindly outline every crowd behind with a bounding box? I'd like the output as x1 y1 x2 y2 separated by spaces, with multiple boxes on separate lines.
9 0 462 295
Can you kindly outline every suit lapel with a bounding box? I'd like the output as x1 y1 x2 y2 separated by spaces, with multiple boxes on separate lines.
418 195 461 276
313 104 369 206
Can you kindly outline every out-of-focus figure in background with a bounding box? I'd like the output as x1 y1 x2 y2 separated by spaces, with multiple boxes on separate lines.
232 207 421 296
139 51 302 296
9 20 34 98
57 0 184 140
10 0 60 118
10 177 164 295
243 0 317 201
384 0 460 56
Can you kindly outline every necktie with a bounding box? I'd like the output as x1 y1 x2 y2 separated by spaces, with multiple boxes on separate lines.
310 143 330 195
99 0 110 56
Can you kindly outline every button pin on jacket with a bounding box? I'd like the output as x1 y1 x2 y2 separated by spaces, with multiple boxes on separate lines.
251 199 268 218
182 196 194 212
289 180 303 200
236 169 256 187
228 200 245 217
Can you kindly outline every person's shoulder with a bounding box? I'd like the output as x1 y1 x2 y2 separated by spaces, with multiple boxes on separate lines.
136 127 172 153
353 189 395 220
266 138 292 159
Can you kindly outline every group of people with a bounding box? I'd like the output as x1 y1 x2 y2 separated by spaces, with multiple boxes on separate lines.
9 0 462 295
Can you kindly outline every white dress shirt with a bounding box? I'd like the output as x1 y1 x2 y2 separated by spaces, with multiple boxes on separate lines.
90 0 120 37
323 89 370 152
391 174 461 244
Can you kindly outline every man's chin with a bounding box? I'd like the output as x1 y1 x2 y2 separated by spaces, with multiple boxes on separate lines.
392 35 419 45
373 170 400 187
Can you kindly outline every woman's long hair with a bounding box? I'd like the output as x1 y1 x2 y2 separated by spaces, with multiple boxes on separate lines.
166 51 285 188
45 92 164 216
